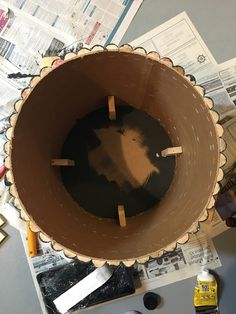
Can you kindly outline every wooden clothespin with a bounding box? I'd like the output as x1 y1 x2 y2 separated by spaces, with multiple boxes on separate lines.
161 146 183 157
108 96 116 120
118 205 126 227
51 159 75 166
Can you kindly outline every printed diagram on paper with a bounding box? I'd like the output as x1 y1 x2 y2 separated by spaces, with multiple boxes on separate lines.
130 11 235 117
130 11 217 78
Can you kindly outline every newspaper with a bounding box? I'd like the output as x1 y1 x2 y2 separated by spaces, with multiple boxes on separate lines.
135 231 221 292
216 59 236 193
217 58 236 188
4 0 143 47
218 58 236 106
209 210 229 238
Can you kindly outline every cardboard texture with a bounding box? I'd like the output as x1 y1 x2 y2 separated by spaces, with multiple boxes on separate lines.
5 45 225 266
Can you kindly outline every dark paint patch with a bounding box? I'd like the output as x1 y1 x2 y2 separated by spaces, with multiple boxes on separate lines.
61 105 175 219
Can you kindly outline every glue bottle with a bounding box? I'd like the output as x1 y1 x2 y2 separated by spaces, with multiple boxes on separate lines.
194 268 218 313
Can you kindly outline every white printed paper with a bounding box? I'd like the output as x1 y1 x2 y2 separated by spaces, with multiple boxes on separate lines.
209 211 229 238
130 11 234 116
219 58 236 105
131 12 217 78
4 0 143 47
135 231 221 292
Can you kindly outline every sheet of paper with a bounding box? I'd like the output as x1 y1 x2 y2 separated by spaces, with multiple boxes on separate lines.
219 58 236 106
217 56 236 188
210 211 229 238
4 0 143 47
135 231 221 292
130 11 234 116
131 12 217 78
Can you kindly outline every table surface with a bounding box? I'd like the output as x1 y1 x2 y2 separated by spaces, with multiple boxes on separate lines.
1 1 236 313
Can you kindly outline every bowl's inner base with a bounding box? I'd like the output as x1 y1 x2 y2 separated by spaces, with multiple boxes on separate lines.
61 104 175 218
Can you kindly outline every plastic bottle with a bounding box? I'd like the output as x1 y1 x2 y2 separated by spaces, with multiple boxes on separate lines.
194 268 218 310
197 268 215 282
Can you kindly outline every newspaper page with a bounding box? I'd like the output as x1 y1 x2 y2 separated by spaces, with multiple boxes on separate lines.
209 211 229 238
130 11 234 116
0 2 74 91
136 231 221 292
0 3 66 153
219 58 236 106
218 58 236 169
215 59 236 211
4 0 143 47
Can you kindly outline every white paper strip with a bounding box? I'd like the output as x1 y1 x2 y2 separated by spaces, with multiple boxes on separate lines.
53 264 113 314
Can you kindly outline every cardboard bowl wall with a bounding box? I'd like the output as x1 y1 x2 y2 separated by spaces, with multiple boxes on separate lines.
5 45 225 266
